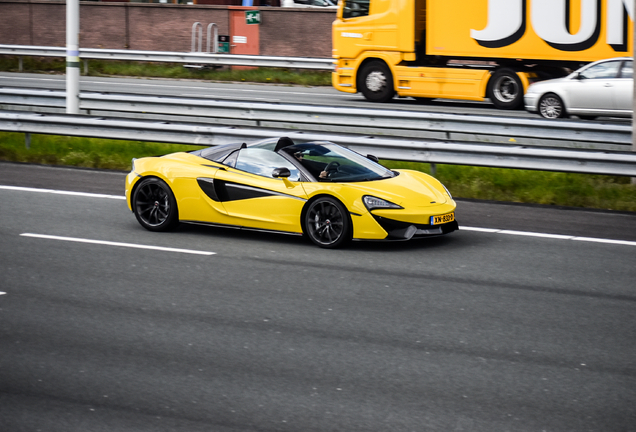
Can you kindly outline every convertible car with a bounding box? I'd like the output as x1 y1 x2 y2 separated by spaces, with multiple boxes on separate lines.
125 137 458 248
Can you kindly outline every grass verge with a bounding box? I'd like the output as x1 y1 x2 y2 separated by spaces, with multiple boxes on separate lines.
1 132 634 212
0 56 333 86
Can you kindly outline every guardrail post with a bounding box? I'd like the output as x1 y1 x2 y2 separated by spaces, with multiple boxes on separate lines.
25 133 31 150
18 56 23 72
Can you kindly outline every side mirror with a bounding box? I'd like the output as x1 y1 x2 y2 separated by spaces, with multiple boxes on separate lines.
366 154 379 163
272 167 291 178
575 72 585 80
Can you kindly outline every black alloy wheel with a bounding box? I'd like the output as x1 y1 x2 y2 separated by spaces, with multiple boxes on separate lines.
304 197 351 248
132 177 179 231
538 93 566 119
487 68 524 110
359 60 396 103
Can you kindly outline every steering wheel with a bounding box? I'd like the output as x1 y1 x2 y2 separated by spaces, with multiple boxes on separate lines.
323 161 340 178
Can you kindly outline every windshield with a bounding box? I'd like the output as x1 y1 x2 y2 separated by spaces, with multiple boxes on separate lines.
282 143 395 182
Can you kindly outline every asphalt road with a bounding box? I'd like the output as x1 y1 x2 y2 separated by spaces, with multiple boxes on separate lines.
1 162 635 432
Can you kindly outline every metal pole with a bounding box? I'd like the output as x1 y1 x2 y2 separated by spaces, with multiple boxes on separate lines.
632 0 635 184
66 0 80 114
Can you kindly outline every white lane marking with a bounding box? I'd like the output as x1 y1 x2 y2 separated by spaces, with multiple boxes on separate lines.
461 226 636 247
0 185 125 200
0 292 6 295
20 233 216 256
4 185 635 247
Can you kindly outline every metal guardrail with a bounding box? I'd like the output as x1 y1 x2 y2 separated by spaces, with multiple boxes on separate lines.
0 44 334 71
1 111 635 177
0 88 631 151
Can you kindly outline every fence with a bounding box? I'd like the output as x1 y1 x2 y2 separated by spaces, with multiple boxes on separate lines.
1 111 635 176
0 88 631 152
0 45 334 71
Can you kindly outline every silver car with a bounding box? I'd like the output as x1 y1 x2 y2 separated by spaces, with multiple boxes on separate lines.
525 57 633 120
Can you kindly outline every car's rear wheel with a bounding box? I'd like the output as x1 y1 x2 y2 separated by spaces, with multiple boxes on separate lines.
132 177 179 231
304 197 351 248
538 93 566 119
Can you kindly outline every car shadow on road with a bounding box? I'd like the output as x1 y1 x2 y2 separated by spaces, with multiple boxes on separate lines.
174 222 482 252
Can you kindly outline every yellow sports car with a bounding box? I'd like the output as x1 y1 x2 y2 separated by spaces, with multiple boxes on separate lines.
125 137 458 248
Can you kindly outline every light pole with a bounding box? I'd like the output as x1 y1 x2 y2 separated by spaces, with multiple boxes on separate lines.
633 0 635 183
66 0 80 114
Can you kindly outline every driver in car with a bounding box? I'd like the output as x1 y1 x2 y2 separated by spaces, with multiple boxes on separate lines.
294 151 330 179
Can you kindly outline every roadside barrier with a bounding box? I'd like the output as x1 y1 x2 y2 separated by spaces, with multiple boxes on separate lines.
1 111 634 177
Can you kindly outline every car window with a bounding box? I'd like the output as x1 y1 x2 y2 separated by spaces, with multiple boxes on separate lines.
619 60 633 79
282 143 395 182
580 61 621 79
343 0 370 18
234 148 301 181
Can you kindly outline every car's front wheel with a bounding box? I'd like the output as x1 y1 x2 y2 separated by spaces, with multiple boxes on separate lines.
304 197 351 248
132 177 179 231
538 93 566 119
359 60 395 103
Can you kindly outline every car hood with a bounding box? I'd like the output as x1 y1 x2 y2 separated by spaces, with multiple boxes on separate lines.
527 76 571 92
348 169 448 207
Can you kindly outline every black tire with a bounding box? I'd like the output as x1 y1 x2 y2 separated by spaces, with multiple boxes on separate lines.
132 177 179 232
538 93 566 119
359 60 395 103
487 68 524 110
304 197 351 249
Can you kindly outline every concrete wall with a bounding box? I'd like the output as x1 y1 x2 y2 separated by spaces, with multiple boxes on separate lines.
0 0 334 57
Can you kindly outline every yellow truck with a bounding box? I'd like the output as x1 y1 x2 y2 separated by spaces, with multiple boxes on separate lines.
332 0 634 109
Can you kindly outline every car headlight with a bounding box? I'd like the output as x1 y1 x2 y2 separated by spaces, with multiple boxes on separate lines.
363 195 402 210
442 184 453 199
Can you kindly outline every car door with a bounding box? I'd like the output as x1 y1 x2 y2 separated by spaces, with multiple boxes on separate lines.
567 60 622 113
212 148 308 233
613 60 633 114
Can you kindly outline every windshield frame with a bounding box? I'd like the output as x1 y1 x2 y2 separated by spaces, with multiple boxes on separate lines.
281 142 395 183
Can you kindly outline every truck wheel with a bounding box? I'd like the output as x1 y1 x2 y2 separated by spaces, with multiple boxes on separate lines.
359 61 395 103
487 68 524 110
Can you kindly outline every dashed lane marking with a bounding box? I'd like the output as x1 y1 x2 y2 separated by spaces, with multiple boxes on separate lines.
0 185 125 200
461 227 636 247
20 233 216 256
3 185 635 247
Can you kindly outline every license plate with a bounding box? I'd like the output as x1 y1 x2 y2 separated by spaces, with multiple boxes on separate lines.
431 212 454 225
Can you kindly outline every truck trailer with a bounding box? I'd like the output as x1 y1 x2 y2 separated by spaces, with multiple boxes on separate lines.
332 0 634 109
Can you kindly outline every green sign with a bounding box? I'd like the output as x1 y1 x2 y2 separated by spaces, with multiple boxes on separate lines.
217 35 230 54
246 11 261 25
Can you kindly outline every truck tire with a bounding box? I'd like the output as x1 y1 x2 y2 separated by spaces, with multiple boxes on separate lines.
359 61 395 103
487 68 524 110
